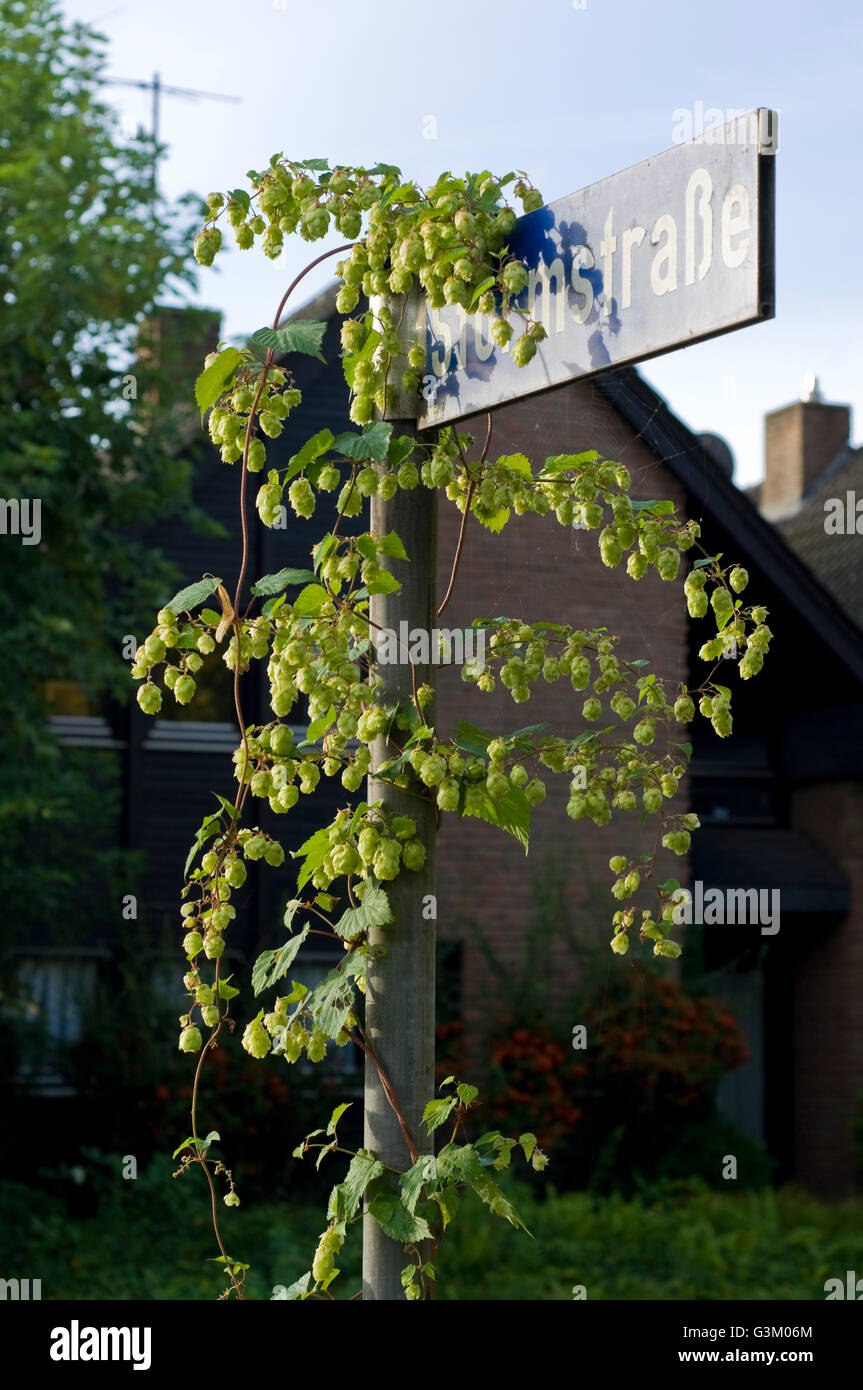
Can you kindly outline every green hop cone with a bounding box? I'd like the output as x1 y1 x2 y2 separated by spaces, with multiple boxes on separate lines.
729 567 749 593
633 718 655 745
137 684 162 715
174 675 196 705
182 930 203 958
288 477 316 519
242 1021 270 1059
656 548 680 582
627 551 648 581
673 695 695 722
610 932 630 955
609 855 627 873
179 1025 203 1053
200 1004 220 1028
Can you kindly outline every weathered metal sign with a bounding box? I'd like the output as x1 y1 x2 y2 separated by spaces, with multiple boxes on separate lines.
418 108 776 428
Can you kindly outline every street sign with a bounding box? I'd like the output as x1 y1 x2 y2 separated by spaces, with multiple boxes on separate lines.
418 108 776 429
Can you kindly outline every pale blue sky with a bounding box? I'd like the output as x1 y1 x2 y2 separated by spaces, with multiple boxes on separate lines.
67 0 863 486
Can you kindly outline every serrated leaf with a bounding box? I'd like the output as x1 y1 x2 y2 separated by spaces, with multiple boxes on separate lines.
274 1271 312 1301
433 1185 459 1230
400 1155 437 1215
423 1096 457 1135
285 429 335 486
519 1133 537 1162
456 1083 478 1108
376 531 409 561
332 1151 385 1221
469 1172 529 1231
293 583 328 618
368 1195 432 1244
328 1101 352 1135
435 1142 484 1183
334 884 392 941
165 575 222 614
251 567 317 597
476 506 510 533
247 321 327 362
195 347 241 421
291 826 332 890
463 782 531 854
251 925 309 996
307 705 336 742
451 721 492 756
366 569 401 596
301 157 330 171
184 812 222 879
228 188 251 212
331 421 392 461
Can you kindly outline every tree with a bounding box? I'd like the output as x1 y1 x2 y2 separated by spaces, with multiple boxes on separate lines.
0 0 202 955
131 156 772 1300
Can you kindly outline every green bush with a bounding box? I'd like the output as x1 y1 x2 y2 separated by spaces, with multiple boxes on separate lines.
0 1162 857 1301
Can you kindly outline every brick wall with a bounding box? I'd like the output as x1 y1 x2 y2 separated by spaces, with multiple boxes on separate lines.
431 377 690 1049
762 400 850 522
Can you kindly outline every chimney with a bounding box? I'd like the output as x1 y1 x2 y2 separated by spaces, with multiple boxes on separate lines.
761 376 851 521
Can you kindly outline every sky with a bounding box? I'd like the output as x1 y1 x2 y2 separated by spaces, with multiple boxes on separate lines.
66 0 863 487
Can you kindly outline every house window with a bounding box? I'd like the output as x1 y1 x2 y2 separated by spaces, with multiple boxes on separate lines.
15 954 101 1095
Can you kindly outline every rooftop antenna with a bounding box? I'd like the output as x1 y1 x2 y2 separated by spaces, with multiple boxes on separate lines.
801 371 823 403
102 72 241 188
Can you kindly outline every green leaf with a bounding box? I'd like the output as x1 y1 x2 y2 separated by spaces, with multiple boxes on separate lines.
469 275 496 307
497 452 532 478
433 1185 459 1230
247 322 327 362
334 884 392 941
423 1096 457 1135
251 567 317 597
251 924 309 996
469 1172 529 1231
184 811 222 879
172 1129 220 1159
632 498 676 516
291 826 332 891
451 721 492 756
387 434 414 466
475 507 510 533
285 429 335 485
194 347 241 421
376 531 409 561
332 1151 385 1221
519 1133 537 1162
332 421 392 461
366 569 401 596
343 326 380 393
293 583 328 617
228 188 251 212
301 157 330 171
275 1272 312 1301
328 1102 352 1135
218 977 240 1002
400 1155 437 1215
693 554 722 569
463 782 531 854
165 575 222 615
368 1195 432 1244
306 705 336 742
456 1083 478 1108
436 1142 484 1183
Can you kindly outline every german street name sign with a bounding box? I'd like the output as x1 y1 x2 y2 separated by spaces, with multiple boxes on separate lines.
418 108 777 428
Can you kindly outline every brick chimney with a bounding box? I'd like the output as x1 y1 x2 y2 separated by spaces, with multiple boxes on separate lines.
761 376 851 521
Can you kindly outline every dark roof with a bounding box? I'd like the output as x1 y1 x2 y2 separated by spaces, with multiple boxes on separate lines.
775 445 863 630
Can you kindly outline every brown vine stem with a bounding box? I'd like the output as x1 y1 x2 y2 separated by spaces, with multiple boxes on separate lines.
349 1025 420 1165
187 239 358 1299
437 411 493 619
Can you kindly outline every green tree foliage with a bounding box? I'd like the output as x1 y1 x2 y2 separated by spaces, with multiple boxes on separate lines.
0 0 202 945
